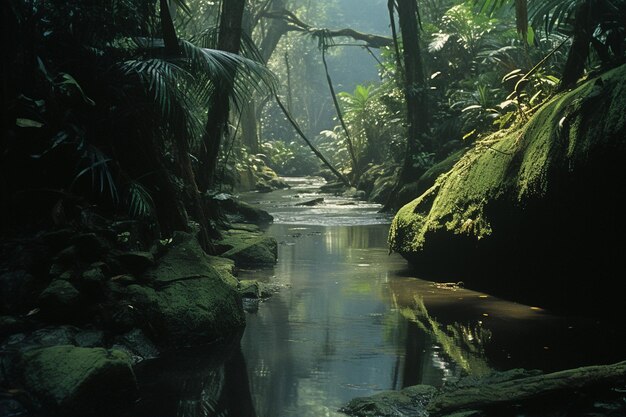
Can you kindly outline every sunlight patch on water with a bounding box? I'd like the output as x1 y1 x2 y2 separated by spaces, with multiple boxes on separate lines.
241 177 393 226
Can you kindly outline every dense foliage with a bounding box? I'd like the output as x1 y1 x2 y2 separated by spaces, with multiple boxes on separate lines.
2 0 625 237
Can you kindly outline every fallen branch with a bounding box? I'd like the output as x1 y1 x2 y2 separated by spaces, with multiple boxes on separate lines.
428 361 626 415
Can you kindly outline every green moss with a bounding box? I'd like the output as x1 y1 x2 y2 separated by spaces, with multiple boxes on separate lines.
390 64 626 257
123 232 245 347
207 256 238 288
20 345 137 415
219 230 278 266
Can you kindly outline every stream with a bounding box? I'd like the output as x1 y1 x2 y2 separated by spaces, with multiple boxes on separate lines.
132 177 624 417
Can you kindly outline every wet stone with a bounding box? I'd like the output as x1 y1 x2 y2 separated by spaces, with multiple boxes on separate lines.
38 280 81 320
75 330 105 348
112 329 159 364
116 251 155 273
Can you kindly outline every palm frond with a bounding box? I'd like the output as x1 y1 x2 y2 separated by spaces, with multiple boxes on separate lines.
528 0 578 34
126 181 155 219
473 0 510 16
170 0 191 17
429 33 451 52
72 143 118 202
119 58 203 143
180 40 276 111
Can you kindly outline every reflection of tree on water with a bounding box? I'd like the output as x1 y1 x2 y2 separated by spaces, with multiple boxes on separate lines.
398 296 493 381
130 331 257 417
242 296 297 417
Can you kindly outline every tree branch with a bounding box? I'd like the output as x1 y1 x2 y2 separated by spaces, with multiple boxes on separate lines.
260 8 393 48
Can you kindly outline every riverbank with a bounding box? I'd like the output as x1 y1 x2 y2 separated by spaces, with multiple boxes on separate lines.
342 361 626 417
236 181 626 417
0 197 277 416
389 64 626 316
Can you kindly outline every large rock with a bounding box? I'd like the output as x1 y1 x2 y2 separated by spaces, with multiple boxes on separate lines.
238 280 274 298
218 229 278 267
393 148 467 210
119 232 244 347
222 236 278 266
389 65 626 313
38 280 82 320
212 194 273 225
19 345 137 416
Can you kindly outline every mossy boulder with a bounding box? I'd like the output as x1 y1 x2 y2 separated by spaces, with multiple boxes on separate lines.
212 194 273 225
38 280 82 320
120 232 245 347
19 345 137 416
218 229 278 267
238 280 273 298
389 65 626 313
222 236 277 266
393 148 468 211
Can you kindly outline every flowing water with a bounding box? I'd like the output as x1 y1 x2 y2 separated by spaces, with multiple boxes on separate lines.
133 177 624 417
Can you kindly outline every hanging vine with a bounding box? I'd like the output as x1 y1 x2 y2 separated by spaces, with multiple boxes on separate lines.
316 30 359 183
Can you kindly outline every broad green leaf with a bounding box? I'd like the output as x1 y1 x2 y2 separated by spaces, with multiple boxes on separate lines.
16 118 43 128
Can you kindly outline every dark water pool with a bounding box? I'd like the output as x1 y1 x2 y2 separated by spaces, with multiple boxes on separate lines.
131 177 624 417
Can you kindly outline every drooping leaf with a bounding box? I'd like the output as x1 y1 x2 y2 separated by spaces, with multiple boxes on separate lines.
16 118 43 128
127 181 155 218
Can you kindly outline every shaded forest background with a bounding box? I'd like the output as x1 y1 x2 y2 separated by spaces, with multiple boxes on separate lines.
2 0 625 249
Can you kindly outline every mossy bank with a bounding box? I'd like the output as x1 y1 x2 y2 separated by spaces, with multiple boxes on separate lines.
0 198 278 416
389 64 626 314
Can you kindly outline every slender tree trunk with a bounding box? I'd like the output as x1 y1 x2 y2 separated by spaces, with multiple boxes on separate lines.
284 52 294 113
388 0 404 81
382 0 430 211
240 0 289 155
199 0 246 191
258 1 289 63
240 104 260 154
396 0 429 182
560 0 595 90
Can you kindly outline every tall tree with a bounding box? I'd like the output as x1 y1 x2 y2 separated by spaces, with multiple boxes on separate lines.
240 0 290 154
199 0 247 190
395 0 430 183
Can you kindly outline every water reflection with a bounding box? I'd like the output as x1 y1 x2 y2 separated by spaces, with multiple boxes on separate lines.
240 224 411 417
129 221 626 417
398 295 492 378
238 223 626 417
130 332 256 417
127 178 626 417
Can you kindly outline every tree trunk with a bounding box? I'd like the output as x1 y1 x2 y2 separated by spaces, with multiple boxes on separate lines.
240 0 289 156
396 0 430 183
429 361 626 415
160 0 217 247
198 0 246 191
560 0 595 90
160 0 180 56
382 0 430 212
